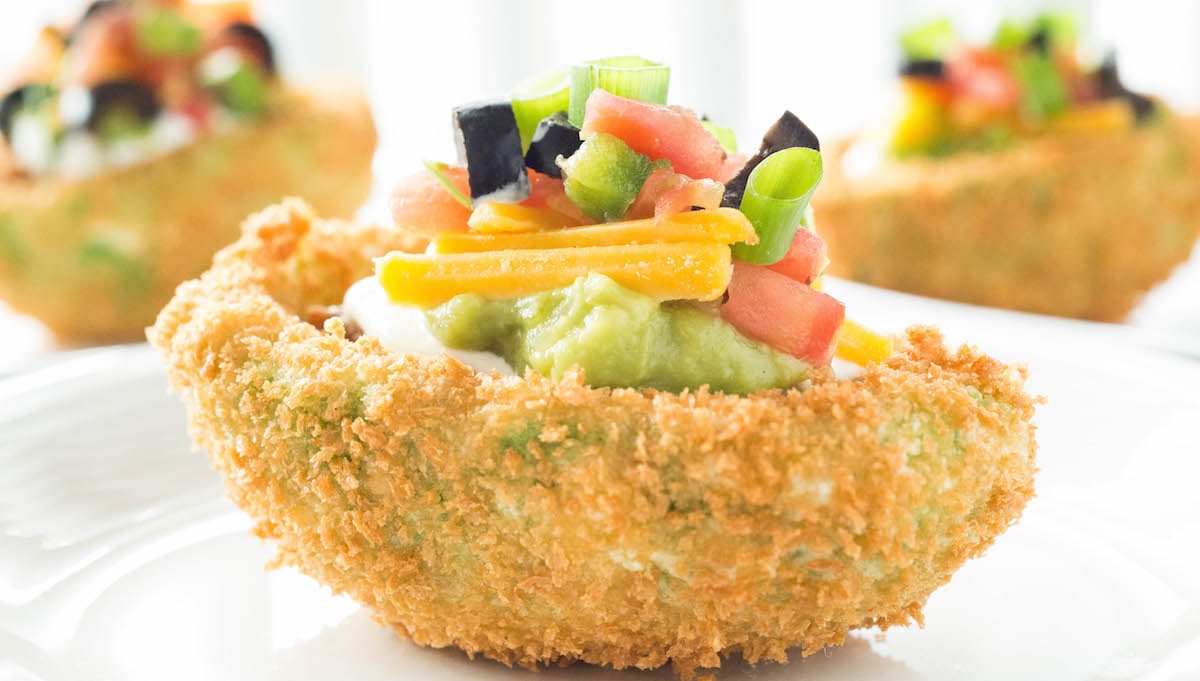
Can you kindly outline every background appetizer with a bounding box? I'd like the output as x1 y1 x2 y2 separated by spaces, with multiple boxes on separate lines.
0 0 376 341
813 14 1200 322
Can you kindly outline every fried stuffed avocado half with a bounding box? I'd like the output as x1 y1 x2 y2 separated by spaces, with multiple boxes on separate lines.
0 90 374 341
811 15 1200 322
148 199 1037 678
815 118 1200 322
0 2 376 342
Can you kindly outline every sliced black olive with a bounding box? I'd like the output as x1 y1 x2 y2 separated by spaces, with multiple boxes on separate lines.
899 59 945 79
84 79 160 134
216 22 276 76
1092 52 1158 124
453 100 531 203
0 84 56 142
523 111 582 179
1094 52 1122 98
721 111 820 209
67 1 122 45
1025 27 1051 56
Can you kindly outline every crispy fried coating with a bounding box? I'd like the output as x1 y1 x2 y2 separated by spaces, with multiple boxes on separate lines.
0 88 375 342
813 117 1200 322
149 200 1038 678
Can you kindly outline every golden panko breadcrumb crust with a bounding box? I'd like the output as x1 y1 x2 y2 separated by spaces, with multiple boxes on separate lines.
149 199 1038 678
813 117 1200 321
0 88 375 342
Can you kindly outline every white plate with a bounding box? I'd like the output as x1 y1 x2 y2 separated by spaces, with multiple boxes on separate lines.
1 285 1199 681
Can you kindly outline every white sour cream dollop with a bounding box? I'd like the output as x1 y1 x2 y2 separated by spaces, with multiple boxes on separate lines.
341 276 516 376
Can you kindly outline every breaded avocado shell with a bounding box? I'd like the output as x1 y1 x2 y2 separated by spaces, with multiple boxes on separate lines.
0 88 375 342
813 118 1200 321
149 200 1037 678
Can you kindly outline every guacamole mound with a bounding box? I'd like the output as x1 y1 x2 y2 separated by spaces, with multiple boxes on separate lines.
425 273 809 394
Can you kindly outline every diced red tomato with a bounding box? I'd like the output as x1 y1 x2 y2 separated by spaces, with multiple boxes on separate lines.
178 94 213 129
721 262 844 365
581 89 727 181
522 170 593 224
626 167 724 220
625 167 678 220
947 47 1019 109
766 228 827 285
718 152 749 183
389 166 473 235
391 167 593 235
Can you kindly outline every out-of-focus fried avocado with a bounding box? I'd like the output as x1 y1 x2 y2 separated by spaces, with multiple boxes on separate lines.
0 89 375 341
814 119 1200 321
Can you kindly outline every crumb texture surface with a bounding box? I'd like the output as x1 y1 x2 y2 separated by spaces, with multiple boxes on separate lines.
149 200 1038 678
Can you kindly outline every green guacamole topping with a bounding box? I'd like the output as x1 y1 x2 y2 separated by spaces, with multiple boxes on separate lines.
425 273 809 394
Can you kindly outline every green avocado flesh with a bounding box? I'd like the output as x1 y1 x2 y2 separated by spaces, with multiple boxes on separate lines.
425 273 809 394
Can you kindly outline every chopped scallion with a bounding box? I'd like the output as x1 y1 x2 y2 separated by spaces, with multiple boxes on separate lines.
511 68 570 152
425 160 472 209
899 18 956 62
567 56 670 126
701 121 737 153
731 147 822 264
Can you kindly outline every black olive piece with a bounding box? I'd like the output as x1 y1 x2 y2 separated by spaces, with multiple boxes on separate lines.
67 1 122 45
1025 27 1051 56
1125 92 1158 123
524 111 582 179
0 84 56 142
721 111 820 209
1091 52 1158 124
453 100 531 203
84 79 160 132
1094 51 1123 99
218 22 277 76
899 59 945 79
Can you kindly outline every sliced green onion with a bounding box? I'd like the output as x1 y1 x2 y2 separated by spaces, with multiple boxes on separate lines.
567 56 670 126
511 68 570 152
993 12 1077 52
137 8 202 56
991 19 1029 51
731 147 822 264
1014 54 1068 122
899 18 956 61
424 160 472 209
701 121 737 153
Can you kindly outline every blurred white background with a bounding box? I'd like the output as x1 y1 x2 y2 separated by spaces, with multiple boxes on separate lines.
4 0 1199 194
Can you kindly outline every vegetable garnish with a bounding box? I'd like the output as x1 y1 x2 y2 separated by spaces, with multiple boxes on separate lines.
731 147 822 265
721 111 820 210
453 101 531 203
137 7 204 56
701 120 738 153
0 1 281 176
523 111 582 179
511 68 571 152
891 14 1159 158
424 160 472 209
437 207 755 253
378 55 891 372
378 241 732 308
582 88 727 181
558 133 662 222
567 56 670 126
